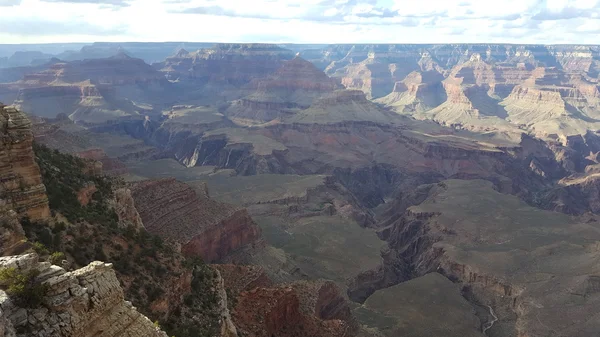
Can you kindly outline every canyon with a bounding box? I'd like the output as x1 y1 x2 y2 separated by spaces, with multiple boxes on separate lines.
2 42 600 336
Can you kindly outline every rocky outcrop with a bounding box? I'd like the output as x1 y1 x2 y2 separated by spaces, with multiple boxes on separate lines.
113 188 145 230
0 209 24 256
20 54 166 87
231 280 355 337
213 260 357 336
0 104 50 221
76 183 97 207
225 57 341 123
375 71 446 113
3 54 174 124
213 270 240 337
130 178 261 262
77 149 127 176
0 254 168 337
213 265 273 295
157 44 295 85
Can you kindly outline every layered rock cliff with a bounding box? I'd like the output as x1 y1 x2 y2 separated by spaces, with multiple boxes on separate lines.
0 254 168 337
2 54 174 124
156 44 295 85
225 57 341 123
215 264 356 337
130 178 261 262
0 103 49 221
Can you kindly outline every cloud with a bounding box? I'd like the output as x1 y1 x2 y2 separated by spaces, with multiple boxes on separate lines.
176 5 272 19
3 0 600 44
171 0 415 24
0 0 21 6
532 6 594 20
40 0 131 7
0 18 127 36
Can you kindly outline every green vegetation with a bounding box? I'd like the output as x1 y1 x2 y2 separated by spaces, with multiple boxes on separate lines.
49 252 66 265
0 267 48 308
162 259 221 337
34 143 121 225
29 143 221 337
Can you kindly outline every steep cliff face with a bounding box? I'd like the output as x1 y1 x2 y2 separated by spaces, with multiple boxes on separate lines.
222 271 355 337
77 149 128 176
0 254 168 337
20 54 166 87
113 188 145 230
0 208 25 256
0 104 50 221
225 57 341 123
157 44 295 85
130 178 261 262
3 55 174 124
375 71 446 113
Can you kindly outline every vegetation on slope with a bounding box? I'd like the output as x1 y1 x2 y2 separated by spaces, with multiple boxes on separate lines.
0 267 48 308
22 143 221 337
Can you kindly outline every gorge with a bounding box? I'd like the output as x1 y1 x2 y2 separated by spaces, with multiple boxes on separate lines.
2 42 600 337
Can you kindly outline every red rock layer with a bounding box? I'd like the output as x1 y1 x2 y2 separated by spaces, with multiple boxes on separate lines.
22 54 165 86
212 264 274 294
252 57 340 93
158 44 295 84
214 265 356 337
231 281 354 337
130 178 261 262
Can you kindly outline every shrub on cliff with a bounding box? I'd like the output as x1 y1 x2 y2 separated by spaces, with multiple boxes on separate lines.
0 267 48 308
30 143 221 337
33 143 120 225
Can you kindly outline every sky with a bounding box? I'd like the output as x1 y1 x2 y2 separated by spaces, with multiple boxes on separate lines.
0 0 600 44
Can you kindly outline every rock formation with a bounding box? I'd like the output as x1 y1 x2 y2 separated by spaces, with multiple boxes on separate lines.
286 89 395 124
300 44 600 139
76 149 128 176
0 254 168 337
156 44 295 85
0 103 49 221
2 55 173 124
130 178 261 262
215 264 356 337
225 56 341 123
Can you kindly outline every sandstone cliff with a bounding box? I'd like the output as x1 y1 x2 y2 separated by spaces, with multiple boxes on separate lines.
0 254 168 337
215 264 356 337
0 103 49 221
157 44 295 85
3 55 174 124
130 178 261 262
225 56 341 123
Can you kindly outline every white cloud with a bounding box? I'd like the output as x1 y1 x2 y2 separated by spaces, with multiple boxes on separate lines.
0 0 600 43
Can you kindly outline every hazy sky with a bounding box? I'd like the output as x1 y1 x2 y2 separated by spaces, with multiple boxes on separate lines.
1 0 600 44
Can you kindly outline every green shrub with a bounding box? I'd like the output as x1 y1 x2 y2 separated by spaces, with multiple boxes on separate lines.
49 252 66 265
52 222 67 233
0 268 48 308
32 242 49 256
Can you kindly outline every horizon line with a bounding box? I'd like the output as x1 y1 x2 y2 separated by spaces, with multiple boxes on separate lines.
2 41 600 47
